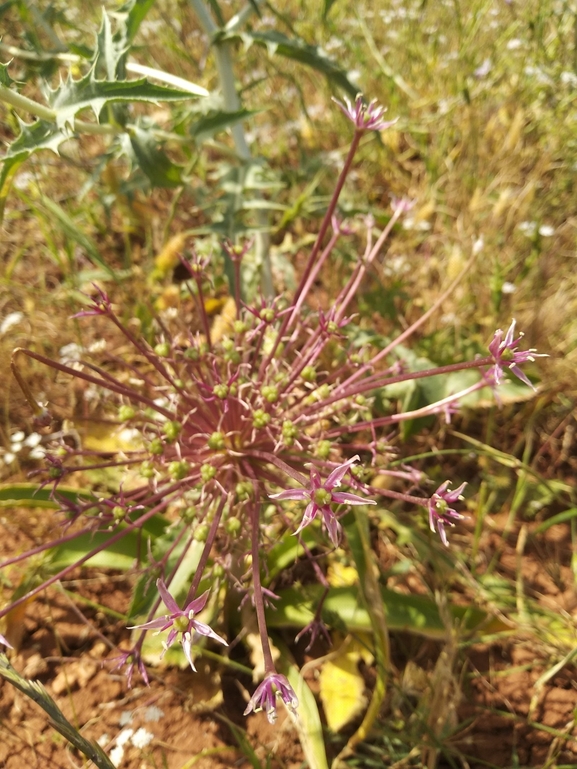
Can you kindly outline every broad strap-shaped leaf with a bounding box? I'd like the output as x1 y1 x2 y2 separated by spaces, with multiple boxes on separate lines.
47 69 194 129
227 30 359 98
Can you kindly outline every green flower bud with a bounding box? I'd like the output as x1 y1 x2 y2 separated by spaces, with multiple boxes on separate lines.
173 378 185 389
112 505 125 522
212 563 225 578
233 320 248 334
355 395 366 406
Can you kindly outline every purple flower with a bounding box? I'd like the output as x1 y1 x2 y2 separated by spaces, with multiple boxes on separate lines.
428 481 467 547
129 579 227 671
244 672 299 724
333 94 398 133
270 455 375 547
0 632 13 649
488 319 547 390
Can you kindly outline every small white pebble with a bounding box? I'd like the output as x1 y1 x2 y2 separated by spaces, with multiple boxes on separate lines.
11 431 25 443
23 433 42 448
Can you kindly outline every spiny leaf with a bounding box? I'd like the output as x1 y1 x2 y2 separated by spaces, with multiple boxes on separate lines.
0 60 16 87
229 30 359 98
47 69 193 129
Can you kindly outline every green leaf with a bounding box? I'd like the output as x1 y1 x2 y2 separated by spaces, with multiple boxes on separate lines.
0 483 94 509
191 108 258 143
39 196 117 277
228 30 359 98
124 126 183 187
0 61 16 87
51 514 169 572
48 70 193 129
322 0 339 18
267 584 494 639
534 508 577 534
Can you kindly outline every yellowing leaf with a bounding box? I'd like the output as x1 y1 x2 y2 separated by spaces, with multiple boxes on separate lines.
154 232 187 274
319 639 368 731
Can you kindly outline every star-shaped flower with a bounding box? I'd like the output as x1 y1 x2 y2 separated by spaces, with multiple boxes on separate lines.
428 481 467 547
488 319 547 390
270 455 375 546
333 94 398 133
244 672 299 724
129 579 227 671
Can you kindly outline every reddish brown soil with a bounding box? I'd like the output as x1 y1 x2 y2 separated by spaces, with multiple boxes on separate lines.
1 499 577 769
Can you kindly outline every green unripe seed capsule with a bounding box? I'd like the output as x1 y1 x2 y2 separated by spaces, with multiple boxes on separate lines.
262 385 278 403
154 342 171 357
194 524 210 542
140 461 155 479
355 395 366 406
184 347 200 361
149 438 164 455
221 338 234 352
163 421 182 442
235 481 253 500
253 409 271 429
208 431 225 450
259 308 275 323
316 440 332 459
173 379 185 389
118 405 136 421
112 506 125 522
212 563 225 578
313 488 332 506
213 384 229 399
233 320 248 334
168 460 191 480
180 506 196 524
200 464 217 483
225 517 242 535
301 365 317 383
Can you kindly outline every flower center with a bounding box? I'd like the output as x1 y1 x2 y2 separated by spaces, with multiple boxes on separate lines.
313 488 332 507
174 615 190 633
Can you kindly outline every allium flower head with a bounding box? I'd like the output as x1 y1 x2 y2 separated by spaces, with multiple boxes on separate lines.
270 455 375 547
488 319 547 390
244 672 299 724
333 94 398 132
428 480 467 547
129 579 227 671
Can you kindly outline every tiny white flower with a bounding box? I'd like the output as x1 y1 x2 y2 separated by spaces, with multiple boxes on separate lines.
502 282 516 294
131 727 154 749
116 728 134 747
23 433 42 448
119 711 133 726
59 343 84 365
507 38 523 50
3 452 16 465
0 312 24 335
109 745 124 767
472 237 484 255
29 446 47 460
560 71 577 87
538 224 554 237
518 221 537 237
11 431 26 443
97 734 110 747
144 705 165 722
